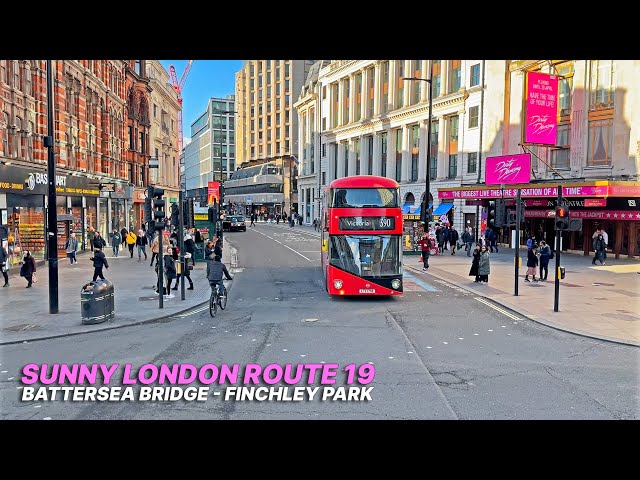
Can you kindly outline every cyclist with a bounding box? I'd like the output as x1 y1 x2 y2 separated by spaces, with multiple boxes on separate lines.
206 253 233 297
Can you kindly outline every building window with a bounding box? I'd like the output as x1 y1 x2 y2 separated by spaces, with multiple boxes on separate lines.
333 143 338 180
429 120 438 180
411 125 419 182
322 143 326 157
354 137 360 175
590 60 615 109
381 132 387 177
367 135 373 175
557 61 574 115
410 60 422 104
432 60 441 97
343 141 349 178
448 154 457 178
468 105 479 128
275 142 280 154
128 126 135 150
322 171 326 185
470 64 480 87
153 104 157 118
275 65 280 81
449 115 459 142
551 124 570 169
135 60 141 75
395 129 402 182
285 62 290 78
342 79 350 125
467 152 477 174
0 60 6 83
587 119 613 166
276 127 280 139
355 72 362 121
322 85 327 99
396 61 404 109
367 67 375 118
275 83 280 95
285 79 290 92
139 131 145 154
448 60 461 94
382 61 390 114
332 83 339 128
267 71 271 84
250 64 254 77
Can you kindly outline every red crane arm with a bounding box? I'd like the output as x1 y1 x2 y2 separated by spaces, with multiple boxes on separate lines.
169 65 180 95
178 60 193 92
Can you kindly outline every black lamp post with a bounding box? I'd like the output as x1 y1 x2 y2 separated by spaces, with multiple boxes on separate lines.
45 59 59 314
403 60 434 228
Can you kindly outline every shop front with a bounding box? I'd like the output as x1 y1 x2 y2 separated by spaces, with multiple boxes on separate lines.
98 185 134 242
0 163 100 269
438 181 640 258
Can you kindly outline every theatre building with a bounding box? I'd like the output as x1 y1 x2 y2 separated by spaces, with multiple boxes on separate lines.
0 163 100 268
438 181 640 258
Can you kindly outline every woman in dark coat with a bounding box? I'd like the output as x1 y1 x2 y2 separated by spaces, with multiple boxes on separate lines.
525 246 539 282
20 250 37 288
163 246 176 294
469 243 481 282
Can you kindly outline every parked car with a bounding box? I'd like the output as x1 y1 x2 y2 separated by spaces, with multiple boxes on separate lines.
223 216 247 232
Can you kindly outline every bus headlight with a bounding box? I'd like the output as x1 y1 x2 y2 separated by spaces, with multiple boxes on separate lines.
391 279 401 290
333 280 343 289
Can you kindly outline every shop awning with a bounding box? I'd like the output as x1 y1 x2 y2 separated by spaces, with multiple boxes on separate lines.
412 203 433 215
432 203 454 217
402 203 412 214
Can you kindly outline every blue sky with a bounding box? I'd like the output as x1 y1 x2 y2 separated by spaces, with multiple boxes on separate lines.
160 60 243 142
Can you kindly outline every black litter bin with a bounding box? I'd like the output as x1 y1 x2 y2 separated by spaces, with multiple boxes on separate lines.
81 279 115 324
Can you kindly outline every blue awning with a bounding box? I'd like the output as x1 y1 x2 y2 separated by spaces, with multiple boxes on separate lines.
402 203 412 214
413 203 433 215
432 203 454 217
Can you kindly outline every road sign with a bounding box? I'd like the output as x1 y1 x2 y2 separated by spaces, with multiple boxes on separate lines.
149 158 159 168
100 183 115 192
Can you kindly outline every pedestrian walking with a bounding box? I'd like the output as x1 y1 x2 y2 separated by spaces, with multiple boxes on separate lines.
65 232 79 265
214 238 222 258
19 250 37 288
120 227 128 242
592 227 608 262
87 227 96 252
163 246 176 294
1 243 9 287
111 229 122 257
93 232 107 250
174 252 195 291
462 227 473 257
125 230 137 258
150 233 159 267
469 243 481 282
436 225 446 254
90 245 109 281
525 245 539 282
136 229 148 261
539 240 552 281
592 233 607 265
478 245 491 283
449 226 459 256
418 233 432 270
487 228 499 253
185 233 196 266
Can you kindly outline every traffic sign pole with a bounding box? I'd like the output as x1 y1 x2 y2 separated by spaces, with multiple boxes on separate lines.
554 184 561 312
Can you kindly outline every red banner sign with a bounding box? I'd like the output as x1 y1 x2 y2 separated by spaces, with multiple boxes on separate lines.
584 198 607 207
207 181 220 205
525 210 640 221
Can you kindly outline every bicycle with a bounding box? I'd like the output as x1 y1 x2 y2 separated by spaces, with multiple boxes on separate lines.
209 281 229 317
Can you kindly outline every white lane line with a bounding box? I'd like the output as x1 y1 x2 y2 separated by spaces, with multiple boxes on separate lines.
474 297 522 321
252 228 313 262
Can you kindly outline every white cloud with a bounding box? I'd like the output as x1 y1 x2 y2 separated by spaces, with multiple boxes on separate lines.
183 137 191 146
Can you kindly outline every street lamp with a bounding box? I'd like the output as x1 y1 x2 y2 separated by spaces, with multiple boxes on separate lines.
403 60 434 228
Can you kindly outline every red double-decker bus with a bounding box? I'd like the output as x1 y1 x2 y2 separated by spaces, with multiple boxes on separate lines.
321 175 403 296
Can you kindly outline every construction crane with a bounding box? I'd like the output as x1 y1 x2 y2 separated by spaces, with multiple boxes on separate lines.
169 60 193 168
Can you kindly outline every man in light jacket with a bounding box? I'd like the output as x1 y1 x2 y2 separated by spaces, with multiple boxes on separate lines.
65 232 79 265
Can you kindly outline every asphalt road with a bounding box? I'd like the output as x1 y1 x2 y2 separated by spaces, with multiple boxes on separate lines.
1 223 638 419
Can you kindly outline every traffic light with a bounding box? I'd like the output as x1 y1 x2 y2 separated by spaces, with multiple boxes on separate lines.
555 203 569 230
487 200 503 230
150 187 165 231
518 200 526 222
183 198 194 229
420 198 432 226
208 206 217 223
170 203 180 228
495 199 506 228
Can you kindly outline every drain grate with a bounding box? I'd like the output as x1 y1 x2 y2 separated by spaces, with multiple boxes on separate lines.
3 323 42 332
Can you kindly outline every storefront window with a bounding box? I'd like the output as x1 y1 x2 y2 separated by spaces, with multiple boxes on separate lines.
99 198 109 240
5 206 46 267
85 198 97 251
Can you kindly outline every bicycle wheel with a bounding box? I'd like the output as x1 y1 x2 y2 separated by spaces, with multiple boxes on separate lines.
218 286 227 310
209 291 217 317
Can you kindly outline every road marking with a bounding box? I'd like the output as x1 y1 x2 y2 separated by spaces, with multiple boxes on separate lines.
474 297 522 321
403 271 439 292
251 228 313 262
